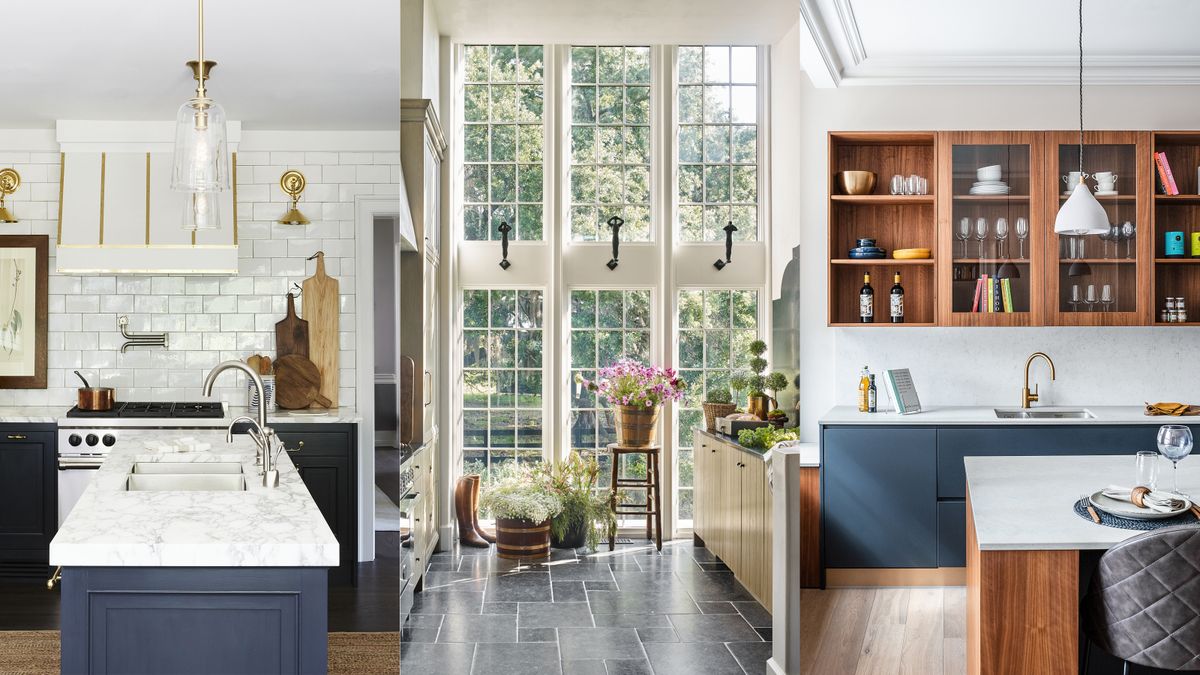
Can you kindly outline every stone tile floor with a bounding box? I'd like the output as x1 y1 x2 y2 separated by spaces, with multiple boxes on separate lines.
400 540 772 674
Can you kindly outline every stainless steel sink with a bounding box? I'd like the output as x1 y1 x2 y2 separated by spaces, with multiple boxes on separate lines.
126 465 246 492
131 462 243 475
994 408 1095 420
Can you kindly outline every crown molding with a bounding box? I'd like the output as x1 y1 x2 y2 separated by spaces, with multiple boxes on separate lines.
799 0 1200 87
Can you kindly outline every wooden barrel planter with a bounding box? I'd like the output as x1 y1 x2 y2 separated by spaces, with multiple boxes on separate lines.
614 404 660 447
495 517 552 560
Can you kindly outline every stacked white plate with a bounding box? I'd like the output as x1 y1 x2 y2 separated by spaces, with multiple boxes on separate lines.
970 180 1011 195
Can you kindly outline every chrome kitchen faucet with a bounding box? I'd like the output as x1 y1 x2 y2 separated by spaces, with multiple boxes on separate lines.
203 361 281 488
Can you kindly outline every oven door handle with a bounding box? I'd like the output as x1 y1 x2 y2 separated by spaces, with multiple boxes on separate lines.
58 458 104 470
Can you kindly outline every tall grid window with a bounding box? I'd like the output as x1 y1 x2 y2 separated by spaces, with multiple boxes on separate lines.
675 289 759 525
462 45 545 241
677 46 758 242
462 289 545 478
569 46 652 242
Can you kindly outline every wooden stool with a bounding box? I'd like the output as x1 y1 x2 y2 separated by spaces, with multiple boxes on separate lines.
606 443 663 552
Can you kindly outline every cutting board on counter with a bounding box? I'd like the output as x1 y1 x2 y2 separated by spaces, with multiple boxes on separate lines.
275 293 309 359
302 252 339 407
275 354 331 409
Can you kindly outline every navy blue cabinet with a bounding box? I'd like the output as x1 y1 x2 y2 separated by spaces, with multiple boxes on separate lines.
822 423 1200 575
275 424 358 586
0 426 56 578
822 427 937 568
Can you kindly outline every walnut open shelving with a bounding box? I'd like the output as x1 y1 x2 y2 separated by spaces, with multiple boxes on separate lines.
1151 131 1200 325
827 131 938 326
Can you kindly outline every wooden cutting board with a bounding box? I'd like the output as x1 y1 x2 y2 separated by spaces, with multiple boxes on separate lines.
302 252 339 407
274 354 332 410
275 293 309 359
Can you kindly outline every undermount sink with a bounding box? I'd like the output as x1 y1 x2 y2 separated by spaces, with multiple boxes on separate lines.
126 462 246 491
994 408 1095 420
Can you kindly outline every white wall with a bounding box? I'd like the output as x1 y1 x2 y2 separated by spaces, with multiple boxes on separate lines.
0 131 399 408
400 0 441 104
777 21 1200 440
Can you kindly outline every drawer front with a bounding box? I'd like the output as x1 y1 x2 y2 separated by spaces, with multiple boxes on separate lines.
823 427 937 568
275 431 351 458
935 426 1155 500
936 500 966 568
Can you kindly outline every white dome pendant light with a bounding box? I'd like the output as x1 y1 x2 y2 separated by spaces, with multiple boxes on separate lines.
173 0 229 232
1054 0 1109 236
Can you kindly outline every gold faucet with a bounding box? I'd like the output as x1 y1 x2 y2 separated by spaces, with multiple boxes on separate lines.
1021 352 1056 409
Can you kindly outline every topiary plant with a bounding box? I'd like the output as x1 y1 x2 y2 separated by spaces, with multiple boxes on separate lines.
766 372 789 401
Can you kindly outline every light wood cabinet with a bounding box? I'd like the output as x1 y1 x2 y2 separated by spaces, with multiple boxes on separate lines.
693 430 772 610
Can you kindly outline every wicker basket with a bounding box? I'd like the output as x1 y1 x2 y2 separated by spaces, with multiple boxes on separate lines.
702 402 737 432
614 404 661 447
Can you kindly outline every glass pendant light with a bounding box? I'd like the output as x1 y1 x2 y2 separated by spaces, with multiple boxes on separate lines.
1054 0 1109 236
182 191 221 231
172 0 229 197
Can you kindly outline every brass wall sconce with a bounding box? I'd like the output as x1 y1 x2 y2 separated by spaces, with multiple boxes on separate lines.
277 170 311 225
0 169 20 223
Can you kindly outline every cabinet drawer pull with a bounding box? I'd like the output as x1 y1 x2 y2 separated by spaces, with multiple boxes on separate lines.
46 566 61 590
424 371 432 406
286 440 305 452
7 434 26 440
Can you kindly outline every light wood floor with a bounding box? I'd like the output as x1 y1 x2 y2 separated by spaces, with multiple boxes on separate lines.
802 587 966 675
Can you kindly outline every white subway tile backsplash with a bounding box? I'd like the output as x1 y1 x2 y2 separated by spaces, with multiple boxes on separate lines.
1 148 395 407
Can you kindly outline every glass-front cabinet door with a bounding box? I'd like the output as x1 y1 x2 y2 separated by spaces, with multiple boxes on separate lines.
1043 131 1151 325
938 132 1044 326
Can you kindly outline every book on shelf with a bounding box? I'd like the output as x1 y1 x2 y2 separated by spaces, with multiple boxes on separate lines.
972 276 985 313
1155 152 1180 195
1002 278 1014 313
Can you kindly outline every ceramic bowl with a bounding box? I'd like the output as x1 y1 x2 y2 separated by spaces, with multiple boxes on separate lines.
977 165 1002 182
856 238 877 248
836 171 877 195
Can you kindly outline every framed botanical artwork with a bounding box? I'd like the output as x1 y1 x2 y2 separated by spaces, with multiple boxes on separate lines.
0 235 47 388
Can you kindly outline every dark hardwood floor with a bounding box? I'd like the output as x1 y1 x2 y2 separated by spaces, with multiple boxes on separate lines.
0 532 400 633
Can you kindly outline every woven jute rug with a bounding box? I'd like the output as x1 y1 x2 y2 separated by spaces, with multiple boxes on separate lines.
0 630 399 674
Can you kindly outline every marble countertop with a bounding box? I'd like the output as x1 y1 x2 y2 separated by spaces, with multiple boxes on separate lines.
0 406 66 423
820 405 1182 426
0 404 364 427
966 454 1200 551
49 433 339 567
695 428 818 467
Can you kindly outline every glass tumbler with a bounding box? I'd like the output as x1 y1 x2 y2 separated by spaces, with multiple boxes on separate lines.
1136 450 1159 489
890 175 905 195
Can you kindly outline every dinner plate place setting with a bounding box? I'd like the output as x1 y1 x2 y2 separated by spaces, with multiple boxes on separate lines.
970 180 1011 195
1073 485 1199 531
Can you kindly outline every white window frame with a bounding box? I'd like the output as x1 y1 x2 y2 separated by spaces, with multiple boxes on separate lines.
450 42 772 539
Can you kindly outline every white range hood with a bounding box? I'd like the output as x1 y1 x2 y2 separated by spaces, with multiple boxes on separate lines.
55 121 241 275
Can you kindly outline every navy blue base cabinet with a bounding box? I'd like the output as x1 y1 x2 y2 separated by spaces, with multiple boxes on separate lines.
821 423 1200 575
60 566 328 675
0 425 56 579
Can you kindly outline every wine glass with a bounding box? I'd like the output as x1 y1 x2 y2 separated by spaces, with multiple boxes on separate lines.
956 217 971 258
1110 224 1122 259
1122 221 1135 259
1157 425 1194 495
1015 217 1029 259
1098 226 1112 259
974 217 989 258
995 217 1009 259
1085 284 1099 312
1070 284 1081 312
1101 284 1114 312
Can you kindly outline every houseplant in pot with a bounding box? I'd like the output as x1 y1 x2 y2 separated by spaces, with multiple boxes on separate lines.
478 464 563 560
534 453 614 550
576 359 686 447
702 389 736 432
742 340 790 421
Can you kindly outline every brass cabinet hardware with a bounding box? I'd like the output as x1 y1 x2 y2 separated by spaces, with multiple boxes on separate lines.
46 566 61 590
6 434 27 440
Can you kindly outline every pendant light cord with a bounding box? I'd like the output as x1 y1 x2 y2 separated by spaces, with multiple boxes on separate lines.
196 0 207 98
1080 0 1089 178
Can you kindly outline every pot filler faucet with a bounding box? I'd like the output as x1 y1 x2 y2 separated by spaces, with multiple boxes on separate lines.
203 360 282 488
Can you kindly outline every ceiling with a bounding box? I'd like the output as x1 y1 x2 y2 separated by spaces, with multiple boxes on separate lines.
801 0 1200 86
430 0 802 45
0 1 399 129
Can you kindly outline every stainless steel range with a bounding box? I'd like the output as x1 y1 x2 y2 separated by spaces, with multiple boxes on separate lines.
57 401 228 526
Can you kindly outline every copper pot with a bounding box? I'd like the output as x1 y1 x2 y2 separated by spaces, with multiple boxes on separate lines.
74 370 114 411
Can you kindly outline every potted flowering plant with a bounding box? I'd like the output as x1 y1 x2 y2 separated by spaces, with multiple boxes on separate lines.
576 359 686 447
478 464 563 560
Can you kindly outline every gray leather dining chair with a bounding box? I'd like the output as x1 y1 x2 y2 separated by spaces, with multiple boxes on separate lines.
1082 524 1200 673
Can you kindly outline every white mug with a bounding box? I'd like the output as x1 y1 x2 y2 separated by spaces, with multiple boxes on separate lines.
1094 171 1116 182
